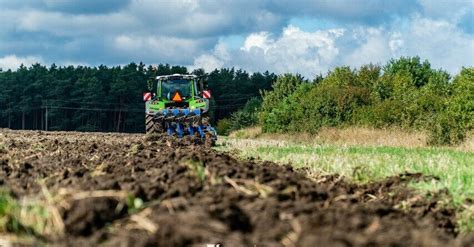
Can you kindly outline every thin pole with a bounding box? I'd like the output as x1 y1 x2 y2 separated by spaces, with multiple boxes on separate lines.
8 106 11 129
22 111 25 129
41 107 44 130
45 106 48 131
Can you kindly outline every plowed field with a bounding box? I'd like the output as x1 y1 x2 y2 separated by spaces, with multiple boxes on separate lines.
0 130 471 246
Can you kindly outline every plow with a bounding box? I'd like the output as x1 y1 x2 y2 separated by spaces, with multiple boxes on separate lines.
144 74 217 145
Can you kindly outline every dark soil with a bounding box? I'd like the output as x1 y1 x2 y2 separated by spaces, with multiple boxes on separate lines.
0 129 472 246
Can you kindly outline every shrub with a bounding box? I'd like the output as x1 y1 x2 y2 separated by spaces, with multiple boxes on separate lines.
230 111 257 131
449 67 474 131
428 112 466 145
227 97 262 132
301 75 372 128
383 56 432 88
216 118 232 135
257 58 471 146
429 67 474 145
260 74 307 133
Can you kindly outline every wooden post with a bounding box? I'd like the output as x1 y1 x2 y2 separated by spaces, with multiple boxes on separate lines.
41 107 44 130
22 111 25 129
45 106 48 131
117 108 121 132
8 108 12 129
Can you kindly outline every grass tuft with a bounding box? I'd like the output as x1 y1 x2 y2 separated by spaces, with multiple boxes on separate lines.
185 160 207 183
0 189 56 238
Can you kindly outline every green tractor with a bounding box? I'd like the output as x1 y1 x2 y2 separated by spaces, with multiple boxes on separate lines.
144 74 217 144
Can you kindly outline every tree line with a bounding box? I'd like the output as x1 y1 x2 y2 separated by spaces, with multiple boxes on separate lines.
0 63 276 133
221 57 473 145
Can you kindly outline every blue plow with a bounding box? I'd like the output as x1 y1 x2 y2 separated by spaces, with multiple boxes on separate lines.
155 108 217 139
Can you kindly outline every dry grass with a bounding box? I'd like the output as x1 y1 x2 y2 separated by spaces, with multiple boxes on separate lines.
457 131 474 152
229 126 263 139
228 126 473 152
314 127 427 147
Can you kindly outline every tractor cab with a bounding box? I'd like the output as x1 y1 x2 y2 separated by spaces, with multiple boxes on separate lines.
150 74 209 109
158 74 196 102
161 79 192 101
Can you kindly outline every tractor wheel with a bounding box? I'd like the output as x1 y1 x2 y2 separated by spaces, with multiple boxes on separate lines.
146 115 164 134
145 115 155 134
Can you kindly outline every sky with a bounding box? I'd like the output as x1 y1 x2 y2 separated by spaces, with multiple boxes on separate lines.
0 0 473 78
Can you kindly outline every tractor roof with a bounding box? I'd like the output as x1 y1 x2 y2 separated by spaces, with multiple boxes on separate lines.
156 74 198 80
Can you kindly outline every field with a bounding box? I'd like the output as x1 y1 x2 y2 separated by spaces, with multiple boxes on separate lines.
219 127 474 231
0 129 473 246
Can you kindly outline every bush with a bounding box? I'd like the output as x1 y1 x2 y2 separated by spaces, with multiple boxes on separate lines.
257 58 471 146
260 74 307 133
216 118 232 135
429 67 474 145
449 67 474 131
230 111 256 130
428 112 466 145
227 97 262 132
353 100 404 127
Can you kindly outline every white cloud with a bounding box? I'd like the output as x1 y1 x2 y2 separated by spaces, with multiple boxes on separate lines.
0 0 472 75
388 32 404 55
346 16 474 74
113 34 208 64
242 32 272 52
126 0 284 38
192 14 474 78
17 10 139 37
192 25 344 77
344 28 391 68
0 55 43 70
192 54 225 72
402 16 474 73
417 0 472 21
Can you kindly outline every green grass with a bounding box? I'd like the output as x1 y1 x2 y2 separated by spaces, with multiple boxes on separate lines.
216 137 474 232
0 188 65 243
0 189 41 237
185 160 207 183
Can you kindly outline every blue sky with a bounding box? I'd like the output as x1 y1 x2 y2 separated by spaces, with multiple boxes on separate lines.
0 0 473 78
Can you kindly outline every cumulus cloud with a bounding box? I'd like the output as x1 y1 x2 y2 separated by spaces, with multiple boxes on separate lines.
43 0 131 14
345 16 474 73
0 0 472 75
17 11 139 37
113 34 211 64
0 55 43 70
418 0 472 19
343 28 392 68
266 0 420 25
127 0 285 38
402 16 474 73
192 14 474 77
192 25 344 77
242 32 273 52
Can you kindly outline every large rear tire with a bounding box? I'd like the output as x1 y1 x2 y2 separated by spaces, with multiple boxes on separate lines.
146 115 163 134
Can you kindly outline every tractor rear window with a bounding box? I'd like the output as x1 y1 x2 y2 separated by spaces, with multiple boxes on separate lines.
161 80 192 100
